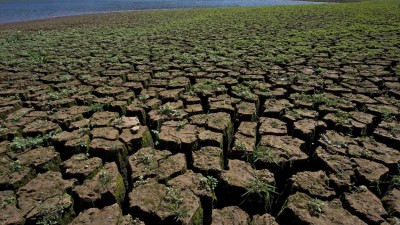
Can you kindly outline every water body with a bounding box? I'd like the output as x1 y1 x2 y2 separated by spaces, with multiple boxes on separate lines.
0 0 321 24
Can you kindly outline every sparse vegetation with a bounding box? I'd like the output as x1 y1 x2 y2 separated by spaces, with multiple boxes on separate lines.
36 195 70 225
93 169 113 192
0 0 399 224
151 129 160 145
88 103 105 112
138 94 150 102
176 119 188 131
136 152 154 168
164 187 188 222
9 130 58 152
8 160 22 173
0 196 14 209
234 140 248 152
158 104 181 117
232 84 257 100
242 173 277 210
244 146 277 165
307 198 325 217
133 175 148 188
335 110 352 125
200 175 219 201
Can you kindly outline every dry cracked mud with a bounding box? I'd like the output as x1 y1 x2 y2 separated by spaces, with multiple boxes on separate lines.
0 1 399 224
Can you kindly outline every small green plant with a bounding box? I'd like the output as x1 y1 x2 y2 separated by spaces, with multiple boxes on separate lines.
276 199 288 218
186 88 197 96
192 79 219 92
244 146 277 165
29 74 39 81
314 67 324 74
307 198 325 217
331 140 348 149
164 187 188 222
44 89 75 101
36 195 69 225
390 217 400 225
93 170 112 192
89 103 104 112
29 50 49 65
133 175 148 188
290 93 334 107
78 126 90 135
335 110 352 124
75 153 90 161
242 173 276 210
151 129 160 145
7 112 24 125
8 160 22 173
389 175 400 189
113 117 124 126
158 104 180 117
320 133 331 144
0 196 14 209
251 111 258 122
381 111 396 122
200 176 218 192
138 94 150 102
132 217 143 225
200 176 218 201
8 94 21 101
285 109 303 120
60 74 73 82
79 136 91 156
388 125 400 137
287 73 309 84
234 140 248 152
6 31 22 43
136 152 154 168
9 130 58 152
211 117 222 124
176 119 188 131
232 84 257 100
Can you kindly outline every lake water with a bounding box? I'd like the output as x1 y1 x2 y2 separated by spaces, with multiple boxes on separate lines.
0 0 320 24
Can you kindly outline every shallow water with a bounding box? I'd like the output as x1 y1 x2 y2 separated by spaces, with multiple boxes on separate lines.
0 0 321 23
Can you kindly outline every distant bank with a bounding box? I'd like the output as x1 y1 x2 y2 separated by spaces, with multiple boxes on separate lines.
0 0 322 24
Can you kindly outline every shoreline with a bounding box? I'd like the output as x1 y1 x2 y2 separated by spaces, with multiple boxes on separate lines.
0 1 327 30
0 0 366 29
0 8 179 31
0 7 179 26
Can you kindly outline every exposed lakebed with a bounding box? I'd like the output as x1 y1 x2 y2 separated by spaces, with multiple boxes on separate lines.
0 0 399 225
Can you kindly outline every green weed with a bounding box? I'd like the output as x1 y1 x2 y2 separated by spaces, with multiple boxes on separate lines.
244 146 277 165
158 104 180 117
93 170 113 192
9 130 58 152
201 175 218 202
234 140 248 152
242 172 277 210
0 196 15 209
36 195 70 225
8 160 22 173
307 198 325 217
176 119 188 131
164 187 188 222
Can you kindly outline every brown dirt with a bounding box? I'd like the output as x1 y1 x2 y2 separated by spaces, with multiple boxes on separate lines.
0 5 399 224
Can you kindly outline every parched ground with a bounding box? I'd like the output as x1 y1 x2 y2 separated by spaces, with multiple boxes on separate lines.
0 0 399 224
